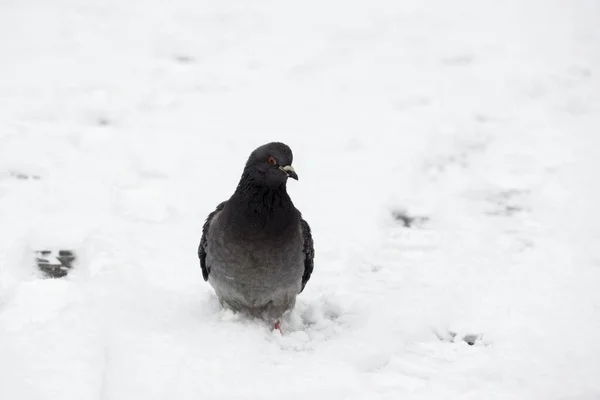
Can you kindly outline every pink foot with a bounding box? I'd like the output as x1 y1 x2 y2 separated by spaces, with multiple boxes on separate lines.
274 320 282 332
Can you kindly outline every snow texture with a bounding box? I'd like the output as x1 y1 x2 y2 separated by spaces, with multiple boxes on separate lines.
1 0 599 399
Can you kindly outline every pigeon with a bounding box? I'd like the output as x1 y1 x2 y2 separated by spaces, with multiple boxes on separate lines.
198 142 314 329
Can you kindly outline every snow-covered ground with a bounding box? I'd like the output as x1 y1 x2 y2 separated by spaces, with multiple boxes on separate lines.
1 0 599 398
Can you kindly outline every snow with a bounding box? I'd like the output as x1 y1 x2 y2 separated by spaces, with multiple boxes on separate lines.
1 0 599 398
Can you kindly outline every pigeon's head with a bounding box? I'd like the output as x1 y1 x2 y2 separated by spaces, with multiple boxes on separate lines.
244 142 298 187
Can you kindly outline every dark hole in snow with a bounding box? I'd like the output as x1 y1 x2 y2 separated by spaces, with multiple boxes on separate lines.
485 205 526 216
462 334 479 345
97 117 110 126
474 114 493 123
435 329 483 346
485 189 530 216
9 171 41 180
174 55 195 64
391 210 429 228
34 249 76 279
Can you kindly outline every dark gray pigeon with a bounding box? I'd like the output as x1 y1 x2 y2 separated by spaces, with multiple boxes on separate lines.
198 142 314 329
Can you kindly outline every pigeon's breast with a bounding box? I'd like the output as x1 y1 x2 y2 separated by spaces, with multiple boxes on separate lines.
206 213 304 308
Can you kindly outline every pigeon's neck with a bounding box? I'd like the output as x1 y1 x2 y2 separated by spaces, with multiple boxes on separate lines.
229 173 298 235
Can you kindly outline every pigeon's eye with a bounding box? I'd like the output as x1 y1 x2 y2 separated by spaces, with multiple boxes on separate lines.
267 156 277 165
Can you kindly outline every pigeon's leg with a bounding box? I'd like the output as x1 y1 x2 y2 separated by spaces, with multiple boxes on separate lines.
274 320 282 332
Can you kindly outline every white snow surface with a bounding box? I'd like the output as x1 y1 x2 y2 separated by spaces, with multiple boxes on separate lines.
1 0 600 398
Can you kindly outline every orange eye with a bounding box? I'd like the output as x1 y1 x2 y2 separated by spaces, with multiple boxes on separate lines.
267 156 277 165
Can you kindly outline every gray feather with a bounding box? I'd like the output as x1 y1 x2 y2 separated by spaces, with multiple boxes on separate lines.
299 218 314 292
198 201 226 281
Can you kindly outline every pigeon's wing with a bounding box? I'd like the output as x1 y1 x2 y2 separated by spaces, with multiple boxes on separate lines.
198 201 226 281
299 217 314 292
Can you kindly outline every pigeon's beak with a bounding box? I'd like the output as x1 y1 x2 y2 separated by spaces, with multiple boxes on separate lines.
279 165 298 180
